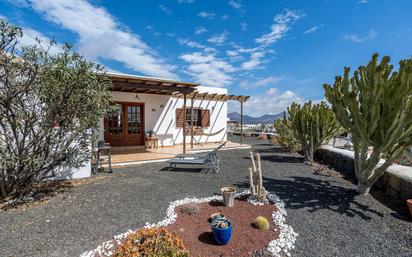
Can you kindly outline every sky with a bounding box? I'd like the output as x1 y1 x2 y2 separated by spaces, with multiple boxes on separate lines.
1 0 411 117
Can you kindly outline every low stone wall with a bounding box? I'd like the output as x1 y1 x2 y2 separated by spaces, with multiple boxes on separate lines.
315 146 412 201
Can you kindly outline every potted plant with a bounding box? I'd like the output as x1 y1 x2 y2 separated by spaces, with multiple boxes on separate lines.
209 213 232 245
221 187 236 207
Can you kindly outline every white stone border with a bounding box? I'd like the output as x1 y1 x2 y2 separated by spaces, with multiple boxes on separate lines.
80 190 297 257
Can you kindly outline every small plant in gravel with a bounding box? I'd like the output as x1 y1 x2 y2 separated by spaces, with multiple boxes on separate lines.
254 216 270 230
250 249 274 257
113 227 189 257
180 203 200 215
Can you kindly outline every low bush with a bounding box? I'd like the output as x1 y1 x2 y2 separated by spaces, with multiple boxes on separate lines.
114 227 189 257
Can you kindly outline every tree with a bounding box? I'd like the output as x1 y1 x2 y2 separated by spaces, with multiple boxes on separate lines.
324 53 412 195
287 101 341 161
0 20 112 199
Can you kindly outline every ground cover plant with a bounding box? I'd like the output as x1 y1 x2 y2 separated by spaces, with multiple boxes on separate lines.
113 227 188 257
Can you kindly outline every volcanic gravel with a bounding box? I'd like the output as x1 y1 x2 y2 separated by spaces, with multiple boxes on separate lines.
0 136 411 257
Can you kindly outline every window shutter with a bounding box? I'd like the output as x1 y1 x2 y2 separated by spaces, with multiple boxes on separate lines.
176 108 184 127
200 109 210 127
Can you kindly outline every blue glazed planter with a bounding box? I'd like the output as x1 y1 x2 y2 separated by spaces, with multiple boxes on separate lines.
211 221 232 245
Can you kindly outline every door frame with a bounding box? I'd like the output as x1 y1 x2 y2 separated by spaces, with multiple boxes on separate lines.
104 101 145 146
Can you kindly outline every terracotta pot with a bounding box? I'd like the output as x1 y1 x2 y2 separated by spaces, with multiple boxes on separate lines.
221 187 236 207
407 199 412 217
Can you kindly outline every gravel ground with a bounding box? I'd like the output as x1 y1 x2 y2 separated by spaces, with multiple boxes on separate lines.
1 136 411 257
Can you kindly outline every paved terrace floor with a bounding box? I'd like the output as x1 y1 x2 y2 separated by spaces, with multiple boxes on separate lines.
109 140 251 165
1 136 411 257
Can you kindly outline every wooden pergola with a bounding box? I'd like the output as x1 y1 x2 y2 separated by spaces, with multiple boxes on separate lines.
107 73 250 154
174 92 250 149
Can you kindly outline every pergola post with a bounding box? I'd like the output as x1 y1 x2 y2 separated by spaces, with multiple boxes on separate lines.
240 100 244 145
190 95 195 149
183 93 187 154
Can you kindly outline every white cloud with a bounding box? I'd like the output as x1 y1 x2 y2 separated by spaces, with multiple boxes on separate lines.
27 0 178 79
178 0 195 3
229 0 242 10
240 22 248 31
229 0 244 14
17 27 62 54
221 15 229 20
304 24 324 34
255 9 304 46
342 30 377 43
207 32 228 44
178 38 215 52
240 50 266 70
180 52 235 87
240 76 285 89
230 87 305 116
195 26 208 34
197 11 215 19
358 0 368 4
159 4 172 15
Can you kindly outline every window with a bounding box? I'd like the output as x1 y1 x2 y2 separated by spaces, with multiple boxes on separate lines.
176 108 210 128
186 109 201 127
107 107 123 134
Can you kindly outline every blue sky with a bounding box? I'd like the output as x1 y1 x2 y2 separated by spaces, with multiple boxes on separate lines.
1 0 411 116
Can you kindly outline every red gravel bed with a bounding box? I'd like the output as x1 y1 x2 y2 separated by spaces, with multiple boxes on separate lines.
166 197 278 257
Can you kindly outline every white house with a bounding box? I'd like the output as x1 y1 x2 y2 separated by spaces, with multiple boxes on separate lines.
63 72 249 179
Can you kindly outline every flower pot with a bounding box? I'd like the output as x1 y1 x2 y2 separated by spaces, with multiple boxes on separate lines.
211 220 232 245
407 199 412 217
221 187 236 207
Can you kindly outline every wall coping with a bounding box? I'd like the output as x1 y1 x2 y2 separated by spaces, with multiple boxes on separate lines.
320 145 412 184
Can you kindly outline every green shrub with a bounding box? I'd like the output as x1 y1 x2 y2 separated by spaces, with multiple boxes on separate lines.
254 216 270 230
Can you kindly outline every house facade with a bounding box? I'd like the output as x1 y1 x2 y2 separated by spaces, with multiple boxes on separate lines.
98 81 228 148
61 72 249 180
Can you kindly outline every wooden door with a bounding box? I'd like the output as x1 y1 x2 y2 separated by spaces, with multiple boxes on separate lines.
124 104 144 146
104 104 124 146
104 103 144 146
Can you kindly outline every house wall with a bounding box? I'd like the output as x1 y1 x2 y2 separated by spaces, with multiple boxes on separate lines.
98 86 228 146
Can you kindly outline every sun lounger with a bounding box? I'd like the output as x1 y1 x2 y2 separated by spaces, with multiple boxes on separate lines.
168 142 226 173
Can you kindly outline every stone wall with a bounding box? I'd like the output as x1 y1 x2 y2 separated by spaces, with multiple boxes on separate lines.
315 146 412 201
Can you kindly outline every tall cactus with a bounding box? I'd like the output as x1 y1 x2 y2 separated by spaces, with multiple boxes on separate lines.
273 112 302 153
288 101 341 162
324 53 412 195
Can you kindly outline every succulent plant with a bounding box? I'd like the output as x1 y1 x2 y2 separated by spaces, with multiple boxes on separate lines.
254 216 270 230
324 53 412 194
180 203 200 215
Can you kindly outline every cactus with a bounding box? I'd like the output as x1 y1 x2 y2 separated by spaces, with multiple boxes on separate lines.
324 53 412 195
249 152 266 202
254 216 270 230
273 113 302 153
287 101 342 162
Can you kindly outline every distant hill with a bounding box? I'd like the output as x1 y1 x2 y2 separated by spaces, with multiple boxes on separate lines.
228 112 283 124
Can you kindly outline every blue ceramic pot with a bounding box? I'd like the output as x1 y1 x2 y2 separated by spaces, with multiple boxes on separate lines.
211 221 232 245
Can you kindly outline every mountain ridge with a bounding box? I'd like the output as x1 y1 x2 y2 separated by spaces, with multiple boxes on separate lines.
228 112 283 124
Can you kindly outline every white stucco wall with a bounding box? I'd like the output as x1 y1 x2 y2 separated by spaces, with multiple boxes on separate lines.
99 86 228 146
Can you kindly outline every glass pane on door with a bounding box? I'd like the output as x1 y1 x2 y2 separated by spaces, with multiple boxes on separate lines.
107 106 122 134
127 105 141 134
